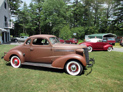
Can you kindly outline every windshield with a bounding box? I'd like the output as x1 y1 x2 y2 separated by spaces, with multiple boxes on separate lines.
49 37 60 44
107 38 115 41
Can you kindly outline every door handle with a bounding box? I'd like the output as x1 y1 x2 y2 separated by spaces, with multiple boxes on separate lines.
30 48 33 51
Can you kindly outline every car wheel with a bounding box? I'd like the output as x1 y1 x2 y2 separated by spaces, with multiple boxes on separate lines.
15 39 18 42
107 47 112 52
120 43 123 46
87 46 93 52
10 56 21 68
65 61 83 76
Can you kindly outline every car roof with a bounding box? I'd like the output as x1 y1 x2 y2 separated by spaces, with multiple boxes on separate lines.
30 34 56 38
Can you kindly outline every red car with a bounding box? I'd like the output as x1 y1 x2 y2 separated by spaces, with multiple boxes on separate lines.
58 38 64 43
79 38 113 52
106 37 116 45
65 38 78 44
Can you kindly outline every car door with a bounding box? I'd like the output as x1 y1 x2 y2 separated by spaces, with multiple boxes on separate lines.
95 42 104 49
21 38 32 61
29 38 52 63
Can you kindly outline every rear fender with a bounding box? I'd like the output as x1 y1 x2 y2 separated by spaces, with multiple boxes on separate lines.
4 50 25 63
52 54 86 69
103 45 113 50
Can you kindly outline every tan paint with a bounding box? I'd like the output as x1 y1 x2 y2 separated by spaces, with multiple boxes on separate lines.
52 54 86 69
4 34 87 69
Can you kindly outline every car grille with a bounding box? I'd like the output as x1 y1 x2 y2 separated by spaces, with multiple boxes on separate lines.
83 48 89 64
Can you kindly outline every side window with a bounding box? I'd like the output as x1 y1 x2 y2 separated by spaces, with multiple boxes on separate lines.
4 2 7 9
33 38 49 45
21 36 24 38
26 39 31 45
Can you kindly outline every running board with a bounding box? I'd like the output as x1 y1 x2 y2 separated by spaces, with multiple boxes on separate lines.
22 62 54 68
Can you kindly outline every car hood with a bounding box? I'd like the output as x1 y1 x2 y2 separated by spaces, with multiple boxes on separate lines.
53 43 86 49
9 45 23 51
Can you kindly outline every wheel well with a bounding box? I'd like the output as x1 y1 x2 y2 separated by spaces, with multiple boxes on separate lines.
64 59 85 69
9 54 18 61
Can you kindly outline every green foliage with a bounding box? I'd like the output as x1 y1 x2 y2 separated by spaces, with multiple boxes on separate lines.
20 33 29 36
8 0 22 14
71 27 85 39
59 25 71 40
11 0 123 38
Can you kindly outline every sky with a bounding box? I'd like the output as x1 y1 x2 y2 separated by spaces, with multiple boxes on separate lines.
21 0 75 6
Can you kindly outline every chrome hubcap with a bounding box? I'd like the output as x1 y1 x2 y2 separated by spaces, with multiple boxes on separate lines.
71 65 77 72
12 58 19 66
14 60 18 64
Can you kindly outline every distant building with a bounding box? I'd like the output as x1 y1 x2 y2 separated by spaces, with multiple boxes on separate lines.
0 0 13 44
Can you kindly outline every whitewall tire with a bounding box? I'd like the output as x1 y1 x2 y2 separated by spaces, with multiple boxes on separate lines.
65 61 83 76
10 56 21 68
107 47 112 52
87 46 93 52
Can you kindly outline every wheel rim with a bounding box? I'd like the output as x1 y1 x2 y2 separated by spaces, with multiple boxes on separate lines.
12 57 19 66
108 47 112 52
66 61 81 76
87 46 92 52
11 56 21 68
68 63 78 72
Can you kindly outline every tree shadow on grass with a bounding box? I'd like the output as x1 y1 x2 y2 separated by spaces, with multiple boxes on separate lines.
6 63 64 74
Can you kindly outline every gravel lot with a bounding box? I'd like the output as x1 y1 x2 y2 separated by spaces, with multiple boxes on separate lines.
3 42 24 45
113 47 123 52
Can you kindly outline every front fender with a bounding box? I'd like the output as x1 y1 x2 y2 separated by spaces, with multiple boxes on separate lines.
52 54 86 69
103 44 113 50
4 50 25 63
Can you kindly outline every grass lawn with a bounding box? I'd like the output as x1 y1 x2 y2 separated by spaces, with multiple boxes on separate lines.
0 45 123 92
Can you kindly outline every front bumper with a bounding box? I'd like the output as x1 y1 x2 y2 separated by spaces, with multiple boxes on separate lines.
85 58 95 75
86 58 95 68
1 56 4 59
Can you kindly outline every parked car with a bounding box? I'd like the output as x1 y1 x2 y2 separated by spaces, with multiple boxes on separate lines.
79 38 113 52
120 37 123 46
2 34 95 76
106 37 116 45
58 38 64 43
11 37 20 42
65 38 78 44
17 36 28 42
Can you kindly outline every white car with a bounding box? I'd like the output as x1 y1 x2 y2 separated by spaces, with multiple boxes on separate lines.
17 36 28 42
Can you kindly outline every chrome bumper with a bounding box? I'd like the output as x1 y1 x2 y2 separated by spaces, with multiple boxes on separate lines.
86 58 95 76
86 58 95 68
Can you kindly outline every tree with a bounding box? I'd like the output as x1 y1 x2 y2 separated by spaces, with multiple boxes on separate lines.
113 0 123 31
42 0 68 36
17 2 30 35
59 25 71 40
8 0 22 14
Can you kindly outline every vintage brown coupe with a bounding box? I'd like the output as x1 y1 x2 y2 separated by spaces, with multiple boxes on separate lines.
2 34 94 76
